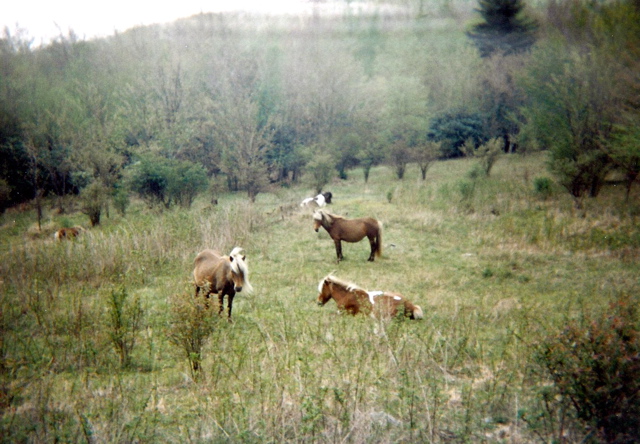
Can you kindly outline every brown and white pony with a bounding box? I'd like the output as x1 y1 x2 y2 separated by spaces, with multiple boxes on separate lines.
54 226 84 241
193 247 253 320
317 274 423 320
313 210 382 262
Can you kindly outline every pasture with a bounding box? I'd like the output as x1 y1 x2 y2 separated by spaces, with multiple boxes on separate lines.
2 153 639 442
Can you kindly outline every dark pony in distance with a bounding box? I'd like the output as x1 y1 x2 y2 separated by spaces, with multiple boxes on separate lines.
317 274 423 320
313 209 382 262
54 226 84 241
193 247 253 320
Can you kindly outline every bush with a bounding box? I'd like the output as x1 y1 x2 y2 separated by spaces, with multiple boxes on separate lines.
167 291 217 379
81 181 108 226
533 177 553 199
127 154 208 209
106 286 144 369
534 294 640 443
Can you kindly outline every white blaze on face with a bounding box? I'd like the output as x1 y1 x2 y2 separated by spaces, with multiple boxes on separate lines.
367 290 383 305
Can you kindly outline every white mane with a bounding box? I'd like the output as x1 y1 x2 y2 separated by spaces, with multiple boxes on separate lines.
228 247 253 293
313 209 334 223
319 274 363 294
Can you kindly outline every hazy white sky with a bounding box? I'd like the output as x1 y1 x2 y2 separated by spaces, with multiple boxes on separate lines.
1 0 316 44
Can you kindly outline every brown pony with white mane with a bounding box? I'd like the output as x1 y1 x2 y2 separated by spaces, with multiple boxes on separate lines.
193 247 253 320
313 210 382 262
54 226 84 241
317 274 423 320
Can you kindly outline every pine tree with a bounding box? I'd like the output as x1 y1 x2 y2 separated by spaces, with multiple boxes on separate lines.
467 0 537 58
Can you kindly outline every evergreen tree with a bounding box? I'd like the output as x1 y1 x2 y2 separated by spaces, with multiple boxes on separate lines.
467 0 537 58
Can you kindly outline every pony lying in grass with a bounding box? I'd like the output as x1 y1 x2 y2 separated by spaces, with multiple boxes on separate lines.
300 191 332 208
317 274 423 320
193 247 253 320
54 226 84 241
313 209 382 262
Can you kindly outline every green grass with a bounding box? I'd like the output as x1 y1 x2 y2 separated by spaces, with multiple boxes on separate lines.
2 153 639 442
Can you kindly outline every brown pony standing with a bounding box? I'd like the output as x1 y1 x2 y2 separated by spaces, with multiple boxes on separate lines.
54 226 84 241
313 210 382 262
317 274 423 320
193 247 253 320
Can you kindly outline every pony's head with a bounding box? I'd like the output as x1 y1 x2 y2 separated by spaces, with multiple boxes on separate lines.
313 210 331 232
317 274 359 306
228 247 253 294
317 275 334 305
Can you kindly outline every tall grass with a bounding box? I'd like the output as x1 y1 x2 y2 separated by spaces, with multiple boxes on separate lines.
2 153 639 442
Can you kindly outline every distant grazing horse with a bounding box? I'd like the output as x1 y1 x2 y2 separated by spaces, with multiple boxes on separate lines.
54 226 84 241
317 274 423 320
193 247 253 320
313 210 382 262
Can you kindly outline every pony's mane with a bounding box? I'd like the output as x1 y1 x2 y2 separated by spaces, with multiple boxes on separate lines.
319 274 364 294
228 247 253 293
314 210 343 224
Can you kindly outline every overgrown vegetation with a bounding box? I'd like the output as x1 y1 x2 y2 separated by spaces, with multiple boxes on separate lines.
1 153 639 442
0 0 639 441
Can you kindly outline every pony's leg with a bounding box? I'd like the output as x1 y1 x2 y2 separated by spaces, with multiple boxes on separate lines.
368 236 376 261
218 293 224 315
334 239 343 262
227 295 234 321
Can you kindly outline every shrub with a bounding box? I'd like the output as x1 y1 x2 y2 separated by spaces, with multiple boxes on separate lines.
167 291 217 379
533 177 553 199
127 154 207 209
81 181 108 226
534 294 640 443
106 286 144 369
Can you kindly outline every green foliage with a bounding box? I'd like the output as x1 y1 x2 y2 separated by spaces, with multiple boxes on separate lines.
533 176 553 199
518 41 617 205
81 181 108 226
305 150 335 194
534 294 640 443
112 185 130 216
467 0 538 58
127 155 207 209
428 112 489 158
167 291 216 378
0 178 10 213
106 286 144 369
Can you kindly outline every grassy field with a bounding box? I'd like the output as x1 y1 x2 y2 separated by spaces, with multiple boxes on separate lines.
2 152 639 442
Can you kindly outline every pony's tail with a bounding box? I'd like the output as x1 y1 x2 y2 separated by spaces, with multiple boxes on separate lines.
375 221 383 258
412 305 424 320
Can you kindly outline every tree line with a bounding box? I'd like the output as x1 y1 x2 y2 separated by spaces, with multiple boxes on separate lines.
0 0 638 221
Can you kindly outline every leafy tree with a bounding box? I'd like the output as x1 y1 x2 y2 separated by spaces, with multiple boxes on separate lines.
388 140 411 180
357 140 385 184
305 151 335 194
467 0 538 58
332 133 360 180
428 111 489 158
414 141 441 180
463 137 502 177
168 160 209 208
81 181 108 226
518 42 619 206
127 154 206 209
